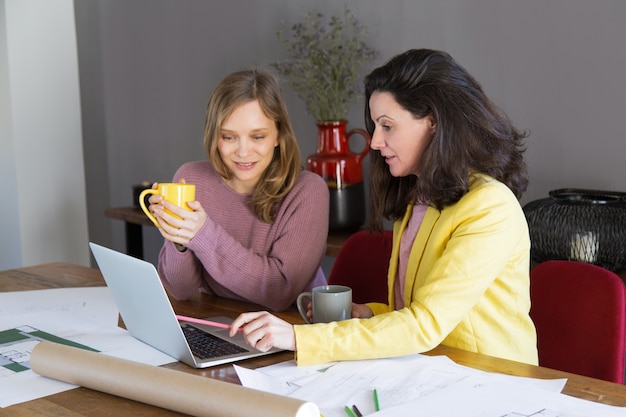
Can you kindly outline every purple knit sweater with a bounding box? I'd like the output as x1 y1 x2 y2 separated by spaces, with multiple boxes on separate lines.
157 161 329 311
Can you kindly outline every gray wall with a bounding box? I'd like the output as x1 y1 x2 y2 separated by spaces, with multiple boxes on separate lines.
74 0 626 268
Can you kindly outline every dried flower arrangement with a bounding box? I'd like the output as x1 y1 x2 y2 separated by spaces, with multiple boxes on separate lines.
271 7 378 122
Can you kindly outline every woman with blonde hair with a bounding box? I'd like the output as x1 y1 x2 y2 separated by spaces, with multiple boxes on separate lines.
149 69 329 311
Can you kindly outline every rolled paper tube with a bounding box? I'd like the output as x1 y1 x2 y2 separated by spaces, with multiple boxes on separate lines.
30 342 319 417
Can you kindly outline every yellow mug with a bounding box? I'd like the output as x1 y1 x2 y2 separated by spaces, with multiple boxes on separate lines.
139 183 195 227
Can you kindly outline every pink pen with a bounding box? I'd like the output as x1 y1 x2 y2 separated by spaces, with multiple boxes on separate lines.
175 315 243 333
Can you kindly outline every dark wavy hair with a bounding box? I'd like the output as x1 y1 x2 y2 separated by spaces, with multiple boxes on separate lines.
364 49 529 231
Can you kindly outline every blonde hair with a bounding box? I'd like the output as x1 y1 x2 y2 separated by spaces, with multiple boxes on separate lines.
203 69 302 223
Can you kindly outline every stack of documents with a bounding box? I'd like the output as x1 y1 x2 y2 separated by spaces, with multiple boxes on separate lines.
235 353 626 417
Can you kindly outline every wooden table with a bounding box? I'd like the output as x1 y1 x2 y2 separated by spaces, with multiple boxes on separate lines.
105 206 352 259
2 263 626 417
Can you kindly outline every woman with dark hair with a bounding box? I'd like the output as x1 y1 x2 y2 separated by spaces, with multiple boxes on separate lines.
230 49 538 366
149 69 329 311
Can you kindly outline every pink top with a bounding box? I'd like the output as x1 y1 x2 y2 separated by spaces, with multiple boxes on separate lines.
157 161 329 311
394 203 429 309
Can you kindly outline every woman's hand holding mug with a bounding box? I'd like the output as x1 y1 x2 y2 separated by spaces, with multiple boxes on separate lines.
139 181 206 246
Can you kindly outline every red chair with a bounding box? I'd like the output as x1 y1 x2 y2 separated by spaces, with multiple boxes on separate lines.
530 260 626 384
327 230 392 304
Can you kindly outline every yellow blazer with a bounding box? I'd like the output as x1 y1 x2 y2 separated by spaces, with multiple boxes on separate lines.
295 174 538 366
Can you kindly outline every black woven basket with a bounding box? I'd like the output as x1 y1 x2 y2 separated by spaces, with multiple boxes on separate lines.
523 188 626 272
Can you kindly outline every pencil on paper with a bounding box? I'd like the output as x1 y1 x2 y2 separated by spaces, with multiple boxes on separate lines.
175 315 243 332
352 405 363 417
344 405 358 417
373 388 380 411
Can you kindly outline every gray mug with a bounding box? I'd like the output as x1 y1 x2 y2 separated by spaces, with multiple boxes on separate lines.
296 285 352 324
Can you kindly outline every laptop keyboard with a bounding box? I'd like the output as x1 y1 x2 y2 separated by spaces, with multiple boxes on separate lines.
182 324 248 359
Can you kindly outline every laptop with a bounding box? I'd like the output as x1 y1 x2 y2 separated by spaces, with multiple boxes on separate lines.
89 242 282 368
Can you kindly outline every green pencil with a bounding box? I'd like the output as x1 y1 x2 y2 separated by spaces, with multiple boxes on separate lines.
373 388 380 411
344 405 358 417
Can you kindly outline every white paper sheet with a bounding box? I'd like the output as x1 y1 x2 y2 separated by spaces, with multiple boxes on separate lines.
0 287 119 329
233 353 609 417
0 287 176 408
374 375 626 417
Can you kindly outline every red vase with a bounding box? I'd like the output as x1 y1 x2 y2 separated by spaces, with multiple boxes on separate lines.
306 120 371 232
